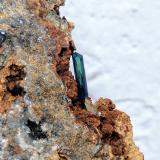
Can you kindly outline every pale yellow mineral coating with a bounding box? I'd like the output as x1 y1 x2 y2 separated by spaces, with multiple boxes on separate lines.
0 0 144 160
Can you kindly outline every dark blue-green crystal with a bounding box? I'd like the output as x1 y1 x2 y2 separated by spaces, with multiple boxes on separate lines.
72 52 88 101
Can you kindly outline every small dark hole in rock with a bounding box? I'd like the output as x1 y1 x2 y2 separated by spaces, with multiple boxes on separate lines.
26 120 47 140
110 131 121 141
59 47 67 57
6 64 26 82
69 41 75 52
54 5 60 15
7 85 26 96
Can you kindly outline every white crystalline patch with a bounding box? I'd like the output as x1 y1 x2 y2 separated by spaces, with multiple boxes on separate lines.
0 31 5 35
97 112 102 117
41 123 49 132
17 129 45 159
17 125 58 159
17 129 34 150
24 95 32 106
0 136 6 152
10 102 23 113
51 145 58 152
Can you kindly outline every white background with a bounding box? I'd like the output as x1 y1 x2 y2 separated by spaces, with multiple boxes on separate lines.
61 1 160 159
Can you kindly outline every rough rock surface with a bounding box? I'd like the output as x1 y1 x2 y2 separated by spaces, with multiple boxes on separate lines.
0 0 143 160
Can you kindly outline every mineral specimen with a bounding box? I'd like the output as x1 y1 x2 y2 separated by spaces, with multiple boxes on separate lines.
72 52 88 109
0 0 144 160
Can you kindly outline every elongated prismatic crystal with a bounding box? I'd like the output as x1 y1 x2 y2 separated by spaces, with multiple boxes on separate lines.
72 52 88 103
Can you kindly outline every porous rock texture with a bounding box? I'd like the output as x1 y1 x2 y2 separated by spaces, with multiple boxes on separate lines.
0 1 144 160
